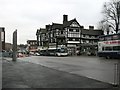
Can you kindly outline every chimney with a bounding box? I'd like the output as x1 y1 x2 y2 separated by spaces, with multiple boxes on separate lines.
46 25 49 29
46 24 51 30
89 26 94 30
80 26 84 29
63 15 68 24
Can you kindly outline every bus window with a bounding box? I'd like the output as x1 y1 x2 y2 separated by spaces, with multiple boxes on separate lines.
99 37 104 41
113 46 120 51
105 36 112 41
113 35 119 40
105 47 112 51
119 35 120 39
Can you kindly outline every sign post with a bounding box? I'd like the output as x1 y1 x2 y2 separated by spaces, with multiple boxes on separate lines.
12 30 17 61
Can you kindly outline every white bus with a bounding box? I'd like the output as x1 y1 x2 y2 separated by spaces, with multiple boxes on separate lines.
97 33 120 59
39 47 68 56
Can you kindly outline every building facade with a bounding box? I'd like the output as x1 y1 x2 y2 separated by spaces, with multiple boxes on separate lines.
5 43 12 51
36 15 103 55
27 40 37 52
80 26 103 55
0 27 5 50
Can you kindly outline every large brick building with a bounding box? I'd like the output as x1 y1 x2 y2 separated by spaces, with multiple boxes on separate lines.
36 15 103 55
27 40 37 52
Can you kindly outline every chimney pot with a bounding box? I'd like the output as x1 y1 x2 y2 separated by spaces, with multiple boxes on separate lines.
89 26 94 30
63 15 68 24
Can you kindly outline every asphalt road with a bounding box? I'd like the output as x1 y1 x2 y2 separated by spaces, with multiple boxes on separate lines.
19 56 119 84
3 58 114 88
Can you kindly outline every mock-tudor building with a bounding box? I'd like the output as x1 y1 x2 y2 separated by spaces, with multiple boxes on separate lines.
36 15 103 55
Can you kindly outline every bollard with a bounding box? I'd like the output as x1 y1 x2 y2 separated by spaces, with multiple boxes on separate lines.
113 63 119 87
12 30 17 61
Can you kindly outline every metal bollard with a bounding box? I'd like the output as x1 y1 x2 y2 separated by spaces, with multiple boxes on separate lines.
113 63 119 87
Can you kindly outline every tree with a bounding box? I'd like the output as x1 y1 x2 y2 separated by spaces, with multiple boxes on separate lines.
98 20 110 34
100 0 120 33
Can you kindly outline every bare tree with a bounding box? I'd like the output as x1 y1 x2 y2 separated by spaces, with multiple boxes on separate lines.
100 0 120 33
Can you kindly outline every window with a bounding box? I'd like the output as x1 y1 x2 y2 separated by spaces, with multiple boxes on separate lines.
113 35 119 40
94 40 97 43
61 39 63 42
91 36 95 39
51 33 53 37
56 31 58 35
105 36 112 41
83 40 86 43
83 34 85 37
99 37 104 41
86 40 89 43
86 35 89 38
105 47 112 51
73 39 75 41
69 29 73 32
113 46 120 51
69 38 73 41
61 31 63 34
75 38 79 41
89 35 91 38
76 29 79 32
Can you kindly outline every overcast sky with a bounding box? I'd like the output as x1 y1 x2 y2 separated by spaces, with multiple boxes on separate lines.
0 0 109 44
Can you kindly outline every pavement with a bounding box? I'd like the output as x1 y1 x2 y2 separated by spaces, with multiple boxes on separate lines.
2 57 119 89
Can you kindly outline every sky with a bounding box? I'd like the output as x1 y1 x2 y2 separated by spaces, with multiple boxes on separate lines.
0 0 109 44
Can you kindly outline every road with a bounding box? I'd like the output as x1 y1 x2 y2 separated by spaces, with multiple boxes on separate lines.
19 56 119 84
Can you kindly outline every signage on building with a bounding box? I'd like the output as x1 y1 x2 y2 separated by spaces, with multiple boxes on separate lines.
104 40 120 45
67 44 76 47
49 43 56 46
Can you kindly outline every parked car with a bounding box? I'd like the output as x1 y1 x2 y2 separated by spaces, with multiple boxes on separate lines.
2 50 13 57
35 52 40 56
29 52 35 55
87 51 96 56
17 53 24 57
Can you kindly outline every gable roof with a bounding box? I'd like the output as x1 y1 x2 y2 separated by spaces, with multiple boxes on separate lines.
40 28 46 33
63 18 80 27
52 23 63 29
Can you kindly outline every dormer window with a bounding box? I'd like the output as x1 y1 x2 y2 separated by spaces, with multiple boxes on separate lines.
70 22 79 27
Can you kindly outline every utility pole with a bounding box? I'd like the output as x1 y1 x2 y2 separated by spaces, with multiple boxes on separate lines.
12 30 17 61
